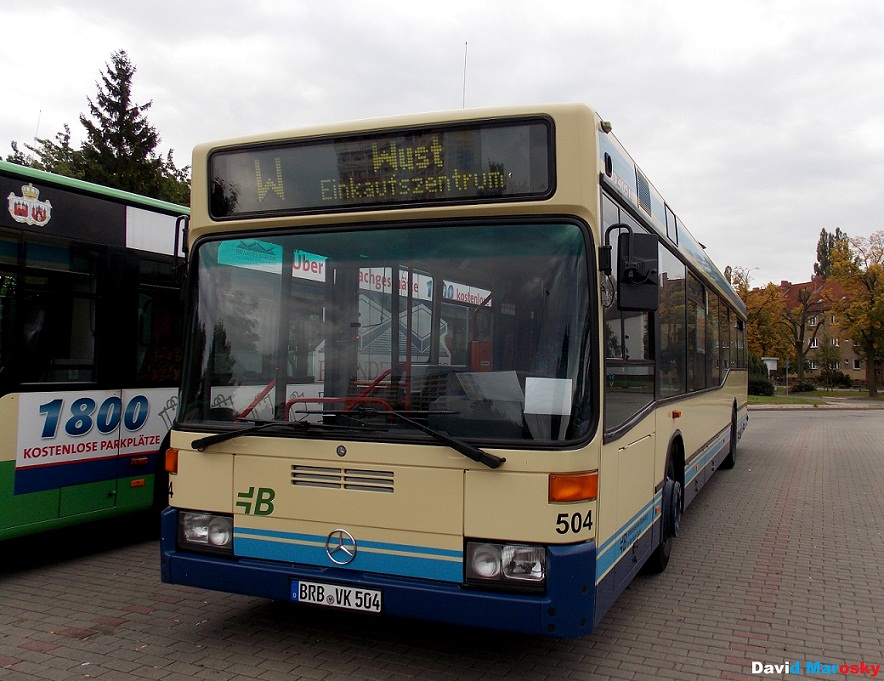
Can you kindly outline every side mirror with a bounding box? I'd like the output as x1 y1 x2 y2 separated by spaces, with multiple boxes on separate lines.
173 215 190 285
599 224 659 312
617 231 658 311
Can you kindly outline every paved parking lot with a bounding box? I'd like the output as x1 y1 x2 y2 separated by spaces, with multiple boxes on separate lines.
1 410 882 681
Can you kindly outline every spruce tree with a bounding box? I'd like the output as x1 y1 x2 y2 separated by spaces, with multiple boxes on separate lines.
7 50 190 203
79 50 163 196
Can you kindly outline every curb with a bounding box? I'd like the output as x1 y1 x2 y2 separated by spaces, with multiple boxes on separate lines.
748 402 884 411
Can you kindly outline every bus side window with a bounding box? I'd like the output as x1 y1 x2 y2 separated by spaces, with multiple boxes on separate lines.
0 271 19 390
659 246 687 397
16 241 99 385
602 194 654 432
0 236 16 363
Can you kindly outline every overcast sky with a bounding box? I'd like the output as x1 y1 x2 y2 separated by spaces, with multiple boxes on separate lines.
4 0 883 286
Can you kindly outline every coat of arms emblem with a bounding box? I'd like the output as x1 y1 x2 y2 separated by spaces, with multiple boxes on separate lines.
7 183 52 227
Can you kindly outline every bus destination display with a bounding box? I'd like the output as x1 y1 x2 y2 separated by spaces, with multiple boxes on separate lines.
209 119 552 217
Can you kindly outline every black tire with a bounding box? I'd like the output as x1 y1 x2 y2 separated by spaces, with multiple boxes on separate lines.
645 460 682 574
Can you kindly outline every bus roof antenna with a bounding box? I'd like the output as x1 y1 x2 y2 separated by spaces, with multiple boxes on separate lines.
462 42 468 109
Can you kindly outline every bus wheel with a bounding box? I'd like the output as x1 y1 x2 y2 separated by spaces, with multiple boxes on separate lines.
721 407 738 469
645 463 682 574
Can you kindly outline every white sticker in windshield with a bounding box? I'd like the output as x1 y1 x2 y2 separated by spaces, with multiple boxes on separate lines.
524 378 572 416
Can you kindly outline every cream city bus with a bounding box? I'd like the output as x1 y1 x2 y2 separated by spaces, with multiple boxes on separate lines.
160 104 748 637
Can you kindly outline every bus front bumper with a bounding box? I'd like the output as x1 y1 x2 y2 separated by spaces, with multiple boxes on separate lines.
160 507 596 638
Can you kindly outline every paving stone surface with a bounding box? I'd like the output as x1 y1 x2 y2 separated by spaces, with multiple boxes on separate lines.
1 410 882 680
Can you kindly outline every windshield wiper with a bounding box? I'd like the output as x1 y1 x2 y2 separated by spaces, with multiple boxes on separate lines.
324 407 506 469
189 419 383 451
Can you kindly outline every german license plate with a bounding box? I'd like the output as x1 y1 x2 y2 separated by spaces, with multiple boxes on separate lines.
291 580 382 613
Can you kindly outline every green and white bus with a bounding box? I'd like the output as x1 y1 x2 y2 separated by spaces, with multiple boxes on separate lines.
0 160 187 540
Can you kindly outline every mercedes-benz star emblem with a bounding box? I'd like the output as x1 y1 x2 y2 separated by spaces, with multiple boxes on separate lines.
325 528 357 565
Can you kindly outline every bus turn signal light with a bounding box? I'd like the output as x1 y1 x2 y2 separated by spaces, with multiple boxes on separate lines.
549 471 598 502
165 448 179 474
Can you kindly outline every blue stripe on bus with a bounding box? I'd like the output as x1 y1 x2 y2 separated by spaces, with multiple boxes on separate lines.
13 455 157 495
233 527 463 583
595 493 660 582
595 422 731 582
685 426 730 486
236 526 461 558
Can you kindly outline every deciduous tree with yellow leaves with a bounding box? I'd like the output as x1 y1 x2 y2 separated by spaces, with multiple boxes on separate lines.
729 266 791 371
830 231 884 397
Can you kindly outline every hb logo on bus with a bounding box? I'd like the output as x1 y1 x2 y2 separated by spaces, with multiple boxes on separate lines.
235 486 275 515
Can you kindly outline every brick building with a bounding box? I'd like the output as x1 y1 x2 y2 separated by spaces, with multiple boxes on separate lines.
778 276 870 387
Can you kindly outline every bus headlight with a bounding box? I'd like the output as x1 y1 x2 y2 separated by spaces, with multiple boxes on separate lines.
465 541 546 591
178 512 233 553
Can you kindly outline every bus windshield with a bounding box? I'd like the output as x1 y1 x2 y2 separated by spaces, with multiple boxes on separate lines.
179 221 595 444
